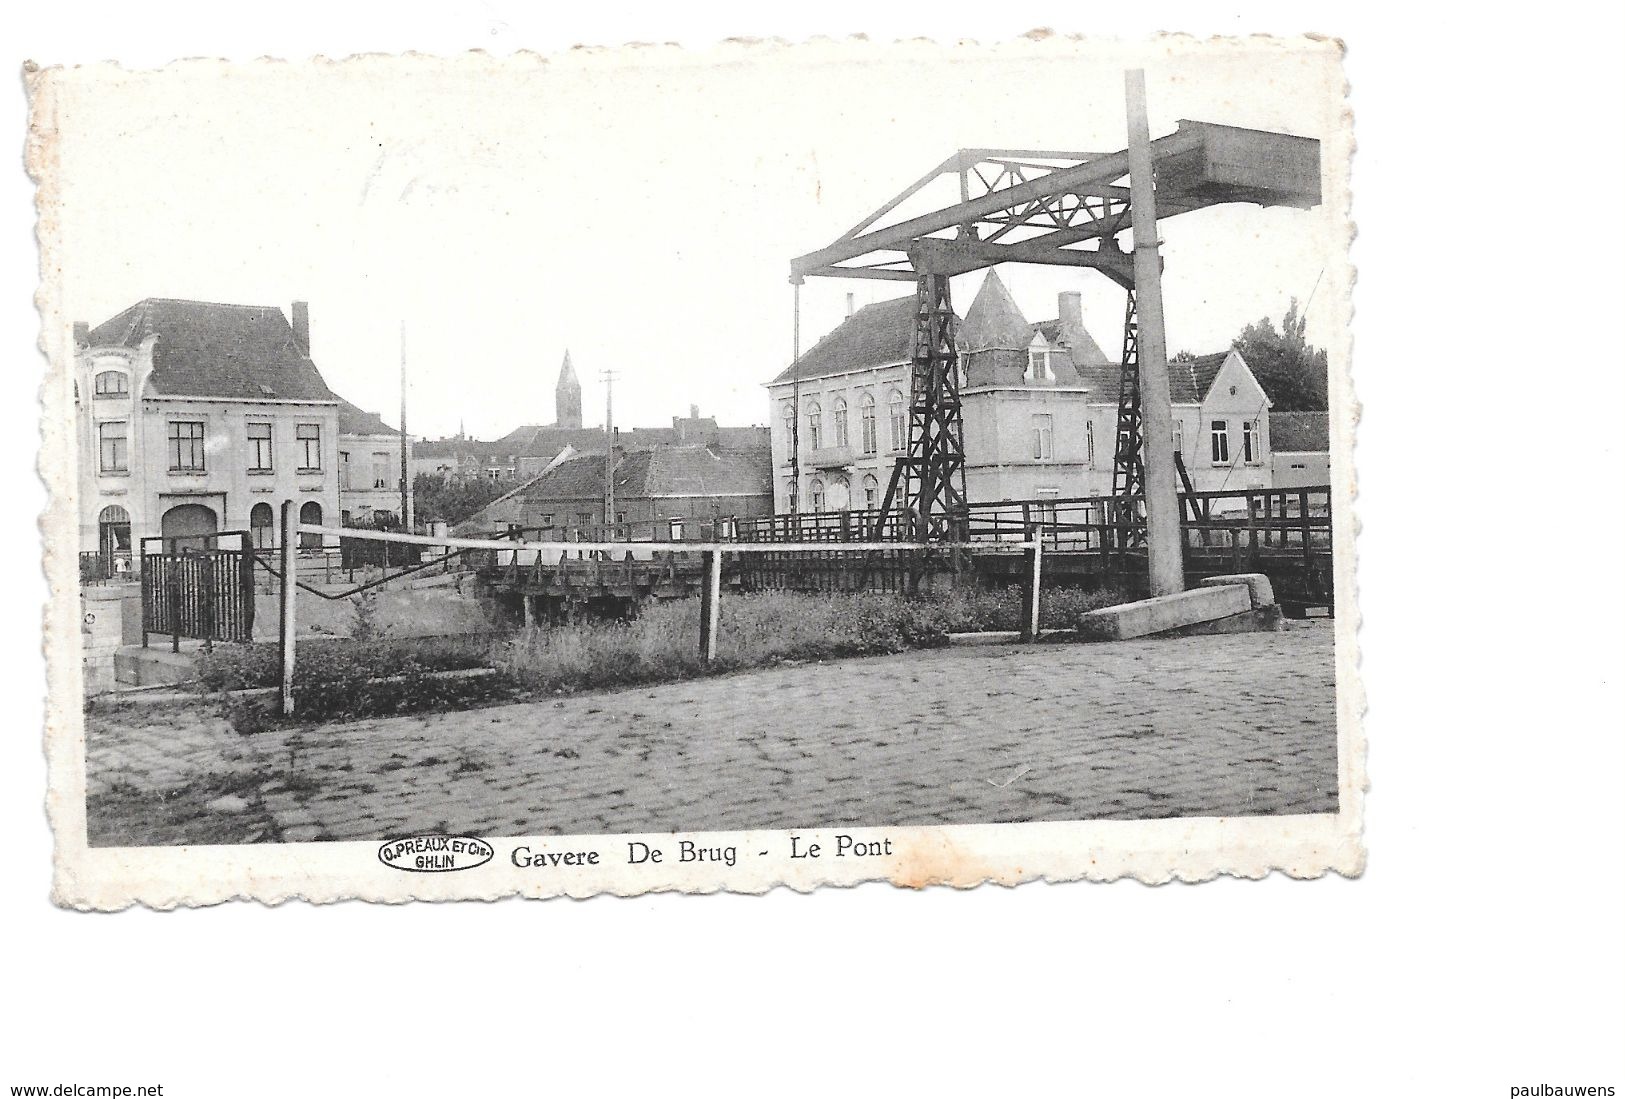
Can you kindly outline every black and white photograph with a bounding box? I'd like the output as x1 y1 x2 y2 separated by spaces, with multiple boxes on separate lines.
38 37 1361 901
8 5 1625 1098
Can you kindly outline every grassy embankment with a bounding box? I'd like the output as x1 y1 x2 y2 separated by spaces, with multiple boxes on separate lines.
192 586 1124 727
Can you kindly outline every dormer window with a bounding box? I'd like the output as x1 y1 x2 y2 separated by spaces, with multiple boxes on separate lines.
1027 350 1050 382
93 370 128 397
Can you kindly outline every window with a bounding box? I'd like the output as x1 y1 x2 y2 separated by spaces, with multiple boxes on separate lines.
577 511 595 526
832 397 849 449
1210 420 1230 465
1031 414 1054 461
97 421 128 472
809 477 825 512
249 502 274 549
538 513 554 527
1085 420 1095 467
786 480 799 514
247 422 273 472
782 401 795 454
1173 419 1185 458
1243 419 1261 465
806 400 823 450
888 390 906 452
862 474 879 511
97 504 132 559
339 450 352 489
168 420 205 471
859 392 877 455
93 370 128 397
1027 350 1049 381
372 452 390 489
295 423 322 470
298 501 323 549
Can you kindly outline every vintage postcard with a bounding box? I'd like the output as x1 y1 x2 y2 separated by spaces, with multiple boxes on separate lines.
30 35 1361 908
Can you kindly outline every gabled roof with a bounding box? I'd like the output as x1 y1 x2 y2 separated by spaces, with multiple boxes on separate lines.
1269 411 1330 452
961 270 1032 350
413 438 470 459
335 397 397 437
645 445 774 498
454 445 771 531
1167 352 1230 404
87 298 338 402
770 296 925 384
1036 317 1110 367
477 425 613 460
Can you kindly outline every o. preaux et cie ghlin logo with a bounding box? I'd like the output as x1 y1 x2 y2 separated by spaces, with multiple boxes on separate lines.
378 835 495 873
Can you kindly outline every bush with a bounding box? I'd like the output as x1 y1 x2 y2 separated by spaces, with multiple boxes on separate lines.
194 635 510 729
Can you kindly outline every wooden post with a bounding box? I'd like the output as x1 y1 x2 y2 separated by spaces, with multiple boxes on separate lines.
1299 489 1314 596
698 548 723 665
240 531 256 639
167 562 181 654
1020 523 1043 642
278 499 296 717
200 550 215 653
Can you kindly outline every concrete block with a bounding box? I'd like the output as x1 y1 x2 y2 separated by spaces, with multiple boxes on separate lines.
113 646 197 688
1078 584 1253 641
1158 605 1285 638
1197 573 1275 608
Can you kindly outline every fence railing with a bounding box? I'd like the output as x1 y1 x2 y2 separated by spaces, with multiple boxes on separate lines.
273 521 1044 716
137 531 257 649
79 550 133 584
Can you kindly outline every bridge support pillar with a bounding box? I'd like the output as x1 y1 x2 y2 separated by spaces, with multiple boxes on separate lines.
1126 69 1185 597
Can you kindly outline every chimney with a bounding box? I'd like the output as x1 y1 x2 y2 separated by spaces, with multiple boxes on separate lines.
689 404 699 419
72 321 89 348
291 301 310 355
846 292 856 319
1057 291 1084 341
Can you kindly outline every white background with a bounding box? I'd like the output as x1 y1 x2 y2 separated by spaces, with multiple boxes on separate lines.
4 5 1622 1097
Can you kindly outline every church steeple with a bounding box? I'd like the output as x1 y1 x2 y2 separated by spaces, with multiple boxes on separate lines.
555 350 582 428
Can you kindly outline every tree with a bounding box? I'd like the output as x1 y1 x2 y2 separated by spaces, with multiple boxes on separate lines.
411 473 514 526
1230 298 1329 411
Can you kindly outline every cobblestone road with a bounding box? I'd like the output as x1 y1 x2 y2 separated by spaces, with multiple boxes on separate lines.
85 621 1338 845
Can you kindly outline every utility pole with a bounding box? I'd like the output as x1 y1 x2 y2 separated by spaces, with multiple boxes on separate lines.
399 320 413 532
1125 69 1184 596
601 368 616 529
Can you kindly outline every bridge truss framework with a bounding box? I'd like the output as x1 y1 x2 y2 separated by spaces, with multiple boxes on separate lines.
787 78 1320 590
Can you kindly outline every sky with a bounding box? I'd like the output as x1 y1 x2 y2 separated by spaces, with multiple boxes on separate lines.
46 38 1348 440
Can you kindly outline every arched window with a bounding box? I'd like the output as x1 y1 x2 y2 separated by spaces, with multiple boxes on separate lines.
862 474 879 511
806 400 823 450
785 479 799 514
888 390 906 452
298 500 323 549
828 476 851 512
809 478 825 513
832 397 849 449
249 502 275 549
781 401 796 453
93 370 128 397
97 504 131 559
859 392 877 455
